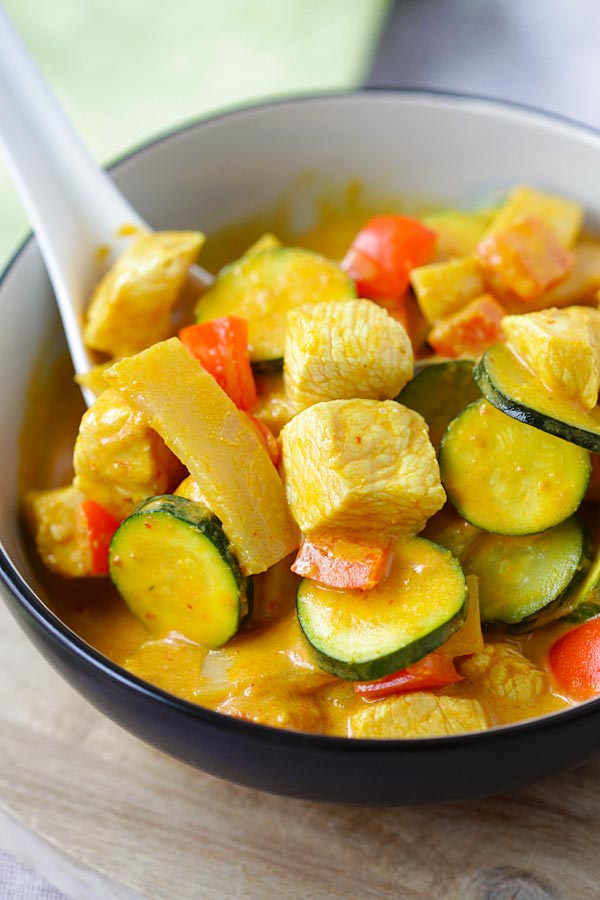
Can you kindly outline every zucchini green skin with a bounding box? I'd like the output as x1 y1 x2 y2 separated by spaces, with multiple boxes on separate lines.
439 398 591 535
461 517 591 628
560 535 600 624
566 600 600 625
397 358 481 450
194 247 356 363
296 537 467 681
474 343 600 453
109 495 252 648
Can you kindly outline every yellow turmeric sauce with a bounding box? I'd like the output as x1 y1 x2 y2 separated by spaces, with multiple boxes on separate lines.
20 186 586 739
24 516 572 736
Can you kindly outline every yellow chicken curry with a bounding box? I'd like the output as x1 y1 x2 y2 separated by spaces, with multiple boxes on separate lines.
22 184 600 739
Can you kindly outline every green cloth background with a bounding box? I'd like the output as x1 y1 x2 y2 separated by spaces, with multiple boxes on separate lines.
0 0 388 268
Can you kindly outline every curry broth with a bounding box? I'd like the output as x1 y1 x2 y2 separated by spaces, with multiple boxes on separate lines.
20 191 579 738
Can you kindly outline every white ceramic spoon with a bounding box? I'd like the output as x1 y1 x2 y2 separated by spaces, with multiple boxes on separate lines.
0 8 213 406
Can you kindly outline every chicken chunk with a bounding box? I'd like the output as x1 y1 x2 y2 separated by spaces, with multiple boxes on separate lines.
514 242 600 312
427 294 505 358
24 485 88 578
477 217 574 301
502 306 600 409
280 399 446 536
73 388 184 520
458 643 546 705
284 299 413 412
410 255 486 323
484 184 582 248
350 692 488 738
83 230 204 358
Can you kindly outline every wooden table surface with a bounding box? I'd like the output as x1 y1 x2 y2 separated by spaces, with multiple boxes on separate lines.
1 595 599 900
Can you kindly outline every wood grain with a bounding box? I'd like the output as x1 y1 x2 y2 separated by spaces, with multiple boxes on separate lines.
1 594 599 900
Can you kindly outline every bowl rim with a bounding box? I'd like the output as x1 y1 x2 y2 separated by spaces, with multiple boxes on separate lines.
3 85 600 752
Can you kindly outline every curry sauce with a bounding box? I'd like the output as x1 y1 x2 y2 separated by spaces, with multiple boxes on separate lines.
21 184 600 739
20 299 573 740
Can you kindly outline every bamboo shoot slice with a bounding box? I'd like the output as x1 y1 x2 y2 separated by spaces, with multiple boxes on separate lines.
105 338 299 574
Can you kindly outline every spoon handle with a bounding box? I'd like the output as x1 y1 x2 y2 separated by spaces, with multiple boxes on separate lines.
0 9 213 402
0 8 149 389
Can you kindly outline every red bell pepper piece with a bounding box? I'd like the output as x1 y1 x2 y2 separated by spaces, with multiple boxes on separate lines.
77 499 121 576
179 316 257 410
342 215 436 302
427 294 506 358
291 533 392 590
354 651 464 698
548 617 600 701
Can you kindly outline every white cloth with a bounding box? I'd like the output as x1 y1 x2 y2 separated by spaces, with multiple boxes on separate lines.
0 852 67 900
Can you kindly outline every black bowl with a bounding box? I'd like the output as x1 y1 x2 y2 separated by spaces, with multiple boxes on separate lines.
3 91 600 804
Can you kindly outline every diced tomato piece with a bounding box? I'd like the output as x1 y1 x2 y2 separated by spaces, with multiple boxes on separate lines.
179 316 257 410
354 652 464 698
244 412 280 467
291 533 392 590
341 215 437 302
76 499 121 575
548 618 600 701
477 216 574 301
427 293 506 358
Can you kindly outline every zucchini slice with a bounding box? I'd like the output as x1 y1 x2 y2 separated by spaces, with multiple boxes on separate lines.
474 342 600 453
397 359 481 450
296 537 466 681
439 399 591 535
461 517 590 627
110 495 252 648
561 537 600 624
194 247 356 364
